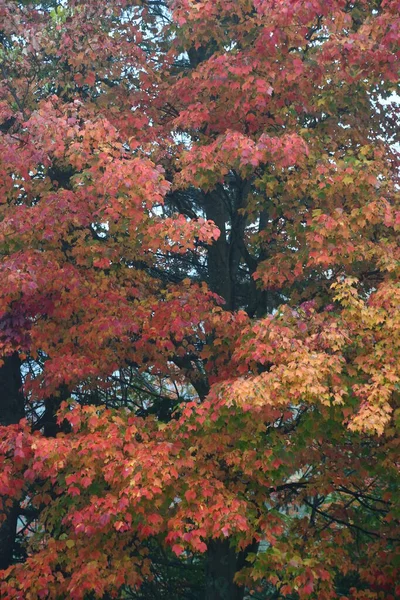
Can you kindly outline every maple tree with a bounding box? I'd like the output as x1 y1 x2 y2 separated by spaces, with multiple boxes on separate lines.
0 0 399 599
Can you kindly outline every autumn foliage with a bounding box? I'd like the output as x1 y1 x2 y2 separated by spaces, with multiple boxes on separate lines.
0 0 399 599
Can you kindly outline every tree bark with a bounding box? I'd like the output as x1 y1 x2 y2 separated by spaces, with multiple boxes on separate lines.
203 190 232 309
0 351 24 426
205 540 248 600
0 352 25 570
42 384 70 437
202 182 258 599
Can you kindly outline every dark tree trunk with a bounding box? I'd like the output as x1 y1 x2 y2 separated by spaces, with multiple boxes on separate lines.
205 540 248 600
0 352 25 570
0 351 24 426
0 502 20 571
202 180 258 600
203 190 232 309
43 386 69 437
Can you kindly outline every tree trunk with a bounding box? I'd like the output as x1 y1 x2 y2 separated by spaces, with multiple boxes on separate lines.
0 351 24 426
202 181 257 599
0 352 25 570
42 384 70 437
203 190 232 309
205 540 247 600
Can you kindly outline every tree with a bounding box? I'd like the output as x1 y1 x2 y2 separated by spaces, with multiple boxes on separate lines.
0 0 399 598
